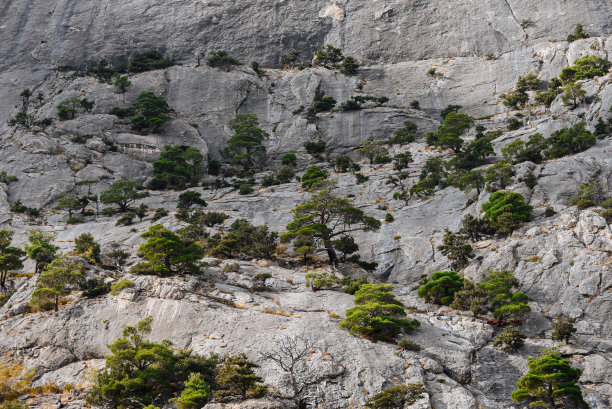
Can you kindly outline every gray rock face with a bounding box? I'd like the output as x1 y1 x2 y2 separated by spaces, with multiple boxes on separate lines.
1 1 612 408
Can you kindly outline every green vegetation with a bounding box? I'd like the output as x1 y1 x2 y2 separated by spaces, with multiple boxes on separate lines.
310 89 336 114
86 317 220 409
314 44 360 75
551 316 577 343
222 113 268 169
53 194 95 219
389 121 418 145
493 326 526 352
571 180 607 210
151 145 204 190
209 219 278 260
340 284 420 342
437 230 474 270
431 111 473 153
535 78 563 107
80 277 111 298
560 55 611 83
131 91 171 133
567 24 589 42
29 256 83 312
547 122 596 159
129 51 176 73
365 383 426 409
562 83 586 108
482 191 532 234
397 338 421 352
418 271 464 304
281 152 297 166
74 233 101 264
114 75 131 100
341 95 388 111
110 278 134 296
408 158 448 198
25 229 58 275
132 225 204 276
303 140 326 156
453 270 531 326
300 165 327 188
173 373 211 409
281 185 381 266
479 270 532 326
0 229 25 289
511 349 587 408
177 191 207 210
207 50 241 71
215 354 267 401
357 140 389 165
101 180 149 212
502 133 547 164
502 73 541 109
58 98 94 120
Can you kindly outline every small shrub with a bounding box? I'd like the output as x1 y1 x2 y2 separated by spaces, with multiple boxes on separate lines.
207 50 241 71
544 205 556 217
493 326 526 351
223 263 240 273
110 279 134 295
238 184 254 195
397 338 421 351
551 315 577 343
151 208 169 222
385 213 394 223
80 278 111 298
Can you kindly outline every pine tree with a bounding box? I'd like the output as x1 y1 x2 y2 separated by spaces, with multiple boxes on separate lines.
224 113 268 169
30 256 83 311
339 284 420 342
0 229 25 289
215 354 266 400
24 229 58 274
512 349 587 408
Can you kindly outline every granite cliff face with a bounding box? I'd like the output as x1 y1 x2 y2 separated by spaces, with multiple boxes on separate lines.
0 1 611 408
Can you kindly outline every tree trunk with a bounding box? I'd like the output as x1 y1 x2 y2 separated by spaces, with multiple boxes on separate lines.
325 246 338 268
0 271 6 288
54 295 59 312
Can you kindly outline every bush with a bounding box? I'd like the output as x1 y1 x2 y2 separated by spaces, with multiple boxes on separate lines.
210 219 278 260
132 225 204 276
110 279 134 296
301 165 327 188
150 145 204 190
305 272 339 291
238 184 254 195
151 208 169 222
551 315 577 343
312 89 336 113
303 140 326 155
385 213 394 223
567 23 589 42
545 205 556 217
131 92 171 133
365 383 426 409
507 118 523 130
281 152 297 166
207 50 241 71
116 212 136 226
276 167 295 184
397 338 421 351
80 278 111 298
560 55 610 83
129 51 176 72
418 271 464 304
355 173 369 184
86 317 219 409
74 233 101 263
437 230 474 270
493 326 526 351
482 191 532 233
339 284 420 342
389 121 418 145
